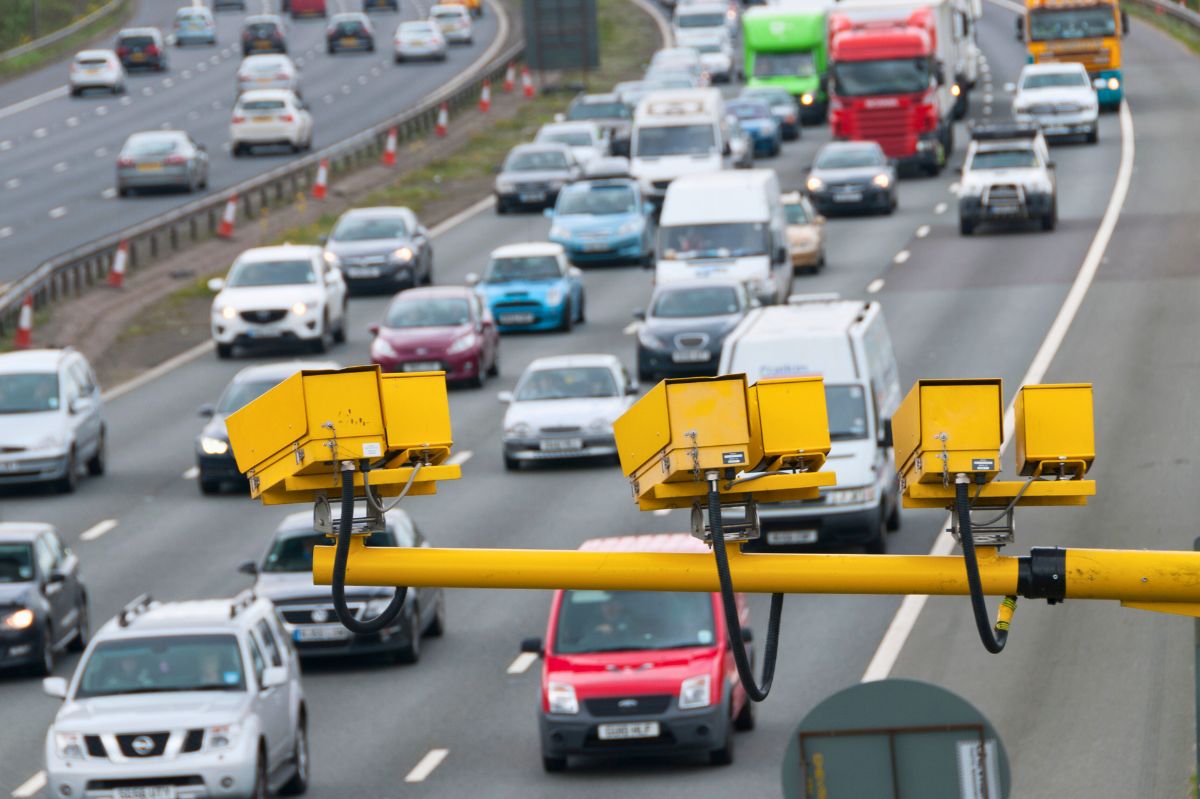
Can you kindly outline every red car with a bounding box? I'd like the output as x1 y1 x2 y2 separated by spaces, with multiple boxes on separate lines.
520 534 754 772
369 286 499 387
289 0 327 18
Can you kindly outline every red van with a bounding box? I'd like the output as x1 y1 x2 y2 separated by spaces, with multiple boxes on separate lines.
521 534 755 772
289 0 327 18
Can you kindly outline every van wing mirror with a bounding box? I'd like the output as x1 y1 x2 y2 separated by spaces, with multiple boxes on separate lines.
879 417 894 449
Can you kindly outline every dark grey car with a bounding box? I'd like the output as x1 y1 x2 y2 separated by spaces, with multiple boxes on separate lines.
240 508 444 664
564 93 632 156
495 143 581 213
322 207 433 292
635 279 753 382
116 130 209 196
805 141 897 216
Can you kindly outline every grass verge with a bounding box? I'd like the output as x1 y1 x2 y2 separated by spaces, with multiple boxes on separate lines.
0 0 131 82
1126 2 1200 57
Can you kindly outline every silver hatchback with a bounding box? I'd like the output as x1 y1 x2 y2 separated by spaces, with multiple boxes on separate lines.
117 130 210 196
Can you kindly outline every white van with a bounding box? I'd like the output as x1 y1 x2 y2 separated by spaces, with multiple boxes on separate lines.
672 3 733 49
657 169 791 304
718 295 902 552
630 88 735 201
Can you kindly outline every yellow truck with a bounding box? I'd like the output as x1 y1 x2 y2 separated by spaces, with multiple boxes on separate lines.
1019 0 1128 109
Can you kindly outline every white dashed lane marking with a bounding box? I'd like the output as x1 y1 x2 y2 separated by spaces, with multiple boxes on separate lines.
0 227 13 239
101 187 117 199
0 140 12 150
12 771 46 798
183 466 200 479
507 652 538 674
446 450 473 466
33 127 48 138
53 162 67 173
867 278 885 294
916 224 930 238
405 749 449 783
5 178 18 189
81 519 118 542
935 202 948 214
893 250 910 265
49 206 68 219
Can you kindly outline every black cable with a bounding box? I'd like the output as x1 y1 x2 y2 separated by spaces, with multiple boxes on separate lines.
955 476 1008 654
331 463 408 634
708 481 783 702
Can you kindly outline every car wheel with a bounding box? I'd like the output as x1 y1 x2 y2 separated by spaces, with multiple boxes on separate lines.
311 315 330 353
733 695 756 731
558 301 573 332
495 200 508 215
486 350 499 377
199 475 222 495
70 87 81 98
33 624 55 677
118 186 131 197
395 603 421 664
251 749 269 799
280 718 310 795
958 217 974 236
1087 125 1099 145
232 142 244 158
216 343 234 359
887 496 901 532
708 719 735 766
55 449 78 494
542 755 567 773
503 454 520 471
333 305 347 344
577 294 586 324
864 514 888 554
1042 205 1058 231
394 55 403 64
68 597 90 652
86 429 106 476
425 592 445 637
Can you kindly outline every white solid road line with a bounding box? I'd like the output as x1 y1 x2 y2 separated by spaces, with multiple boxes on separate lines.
893 250 910 264
103 340 214 402
507 652 538 674
0 85 67 122
81 519 118 542
429 195 494 237
446 450 473 466
866 278 885 294
183 466 200 480
862 101 1136 683
33 127 48 138
405 749 449 783
12 771 46 798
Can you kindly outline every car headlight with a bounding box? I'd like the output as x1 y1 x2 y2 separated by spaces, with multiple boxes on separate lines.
323 251 339 267
824 486 877 506
547 681 579 715
959 182 984 197
292 302 308 316
54 732 85 761
200 436 230 456
872 173 891 189
545 287 564 306
202 722 242 751
496 179 515 192
637 326 667 349
1107 77 1120 91
505 421 533 439
548 224 568 240
617 219 642 236
800 93 814 106
806 176 824 192
588 417 612 433
3 608 34 630
371 336 398 359
679 674 712 710
446 332 477 355
218 305 237 320
390 247 414 262
366 596 399 618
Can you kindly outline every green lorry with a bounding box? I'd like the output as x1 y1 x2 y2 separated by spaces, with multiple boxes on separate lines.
742 7 828 124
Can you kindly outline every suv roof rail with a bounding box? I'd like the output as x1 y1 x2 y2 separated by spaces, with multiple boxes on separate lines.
230 588 257 619
968 122 1041 141
118 594 154 627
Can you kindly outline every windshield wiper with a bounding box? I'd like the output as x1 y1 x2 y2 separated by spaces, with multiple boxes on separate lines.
96 685 238 696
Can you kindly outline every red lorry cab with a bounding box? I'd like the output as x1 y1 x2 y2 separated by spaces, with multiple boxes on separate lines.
290 0 327 18
527 533 754 771
828 9 946 174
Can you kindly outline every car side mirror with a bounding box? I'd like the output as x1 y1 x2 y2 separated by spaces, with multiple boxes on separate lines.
69 398 92 415
207 277 225 292
632 309 646 321
520 637 544 655
368 324 381 336
1015 16 1024 39
543 208 555 218
261 666 288 690
198 403 215 419
465 272 480 286
43 677 68 699
497 390 514 404
741 627 753 643
879 417 894 449
626 382 639 396
46 570 67 586
238 560 258 576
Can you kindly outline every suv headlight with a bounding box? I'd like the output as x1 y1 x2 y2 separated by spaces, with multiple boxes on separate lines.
547 682 579 714
806 176 824 192
617 219 642 235
446 332 477 355
291 302 309 316
872 173 891 189
505 421 533 439
54 732 85 760
824 486 877 506
390 247 414 263
496 179 515 192
3 608 33 630
679 674 712 709
637 326 667 349
545 287 564 306
217 304 237 320
200 436 230 456
588 417 612 433
548 224 568 240
203 722 242 751
959 182 984 198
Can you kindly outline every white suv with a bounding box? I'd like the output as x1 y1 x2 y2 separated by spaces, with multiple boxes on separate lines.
69 50 126 96
209 245 348 359
43 592 309 799
1011 63 1099 144
230 89 313 156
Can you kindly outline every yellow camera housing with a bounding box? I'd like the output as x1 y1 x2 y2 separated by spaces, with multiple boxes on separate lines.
894 379 1003 485
1014 383 1094 477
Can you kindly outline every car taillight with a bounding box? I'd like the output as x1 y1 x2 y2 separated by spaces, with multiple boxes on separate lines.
232 115 246 123
278 114 294 122
146 44 159 56
165 155 187 165
116 46 129 56
117 157 135 167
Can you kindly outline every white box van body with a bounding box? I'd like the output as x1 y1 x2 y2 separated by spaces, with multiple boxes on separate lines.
657 169 792 304
631 89 734 201
717 297 902 551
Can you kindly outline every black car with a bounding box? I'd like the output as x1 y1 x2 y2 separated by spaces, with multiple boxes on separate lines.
805 141 897 216
494 143 582 213
564 93 633 156
195 360 339 494
241 508 444 663
635 279 753 382
115 27 168 71
0 523 88 676
241 15 288 55
322 206 434 293
327 13 375 53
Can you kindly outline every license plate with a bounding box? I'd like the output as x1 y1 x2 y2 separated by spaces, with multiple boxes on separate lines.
253 41 271 50
294 625 351 642
766 530 818 545
672 349 710 363
989 206 1019 216
252 115 273 122
833 192 863 203
244 328 278 338
581 242 610 252
116 787 176 799
346 266 381 278
341 37 358 45
0 461 19 472
499 313 535 325
540 438 583 452
598 721 660 740
84 67 101 74
131 53 146 61
518 192 545 203
136 163 163 171
401 361 441 372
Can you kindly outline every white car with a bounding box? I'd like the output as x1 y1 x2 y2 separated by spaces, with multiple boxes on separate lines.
394 20 447 61
535 121 608 167
499 354 638 470
236 53 300 96
692 34 733 84
68 50 125 96
1011 62 1099 144
430 4 473 44
231 88 313 155
209 244 348 358
672 2 733 48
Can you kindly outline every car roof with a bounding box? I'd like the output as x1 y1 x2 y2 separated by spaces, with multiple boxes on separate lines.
1021 62 1087 75
98 596 274 636
580 533 708 554
231 359 339 384
242 53 289 62
392 285 474 301
652 277 743 294
176 6 212 14
75 49 115 59
491 241 564 257
0 349 72 373
339 206 411 219
126 129 187 141
0 522 55 542
400 19 436 26
237 88 296 101
973 140 1037 153
235 244 322 261
576 92 620 103
119 27 161 36
539 121 600 134
431 3 470 11
818 140 882 153
525 353 622 371
509 142 571 155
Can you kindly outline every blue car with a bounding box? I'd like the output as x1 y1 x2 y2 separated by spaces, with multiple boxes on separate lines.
174 7 218 46
470 243 586 332
727 100 782 158
546 178 655 266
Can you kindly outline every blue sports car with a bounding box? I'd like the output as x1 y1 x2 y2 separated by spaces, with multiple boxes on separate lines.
470 242 586 332
546 178 655 265
727 100 782 158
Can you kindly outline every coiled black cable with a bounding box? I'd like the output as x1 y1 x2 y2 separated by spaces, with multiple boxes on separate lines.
331 463 408 634
955 475 1008 654
708 480 784 702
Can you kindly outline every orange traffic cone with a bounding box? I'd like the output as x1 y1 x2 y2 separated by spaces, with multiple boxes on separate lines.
521 66 535 98
503 62 515 93
382 127 398 166
217 193 238 239
107 240 128 289
12 292 32 347
479 80 492 113
312 160 329 200
435 103 448 137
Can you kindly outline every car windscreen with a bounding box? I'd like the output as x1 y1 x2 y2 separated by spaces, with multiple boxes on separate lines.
118 35 155 47
216 378 280 415
752 51 816 78
515 367 618 401
0 373 61 414
485 255 561 282
568 101 629 120
556 185 637 215
826 384 869 441
0 543 34 583
635 124 715 157
661 222 768 259
1021 71 1088 89
76 57 110 67
652 285 739 318
540 131 593 147
1029 7 1115 40
243 58 287 74
695 41 726 54
742 89 791 107
815 147 883 169
244 23 279 37
832 57 931 97
554 589 716 654
727 102 770 120
177 11 209 22
400 22 436 33
505 150 568 171
262 530 395 572
677 12 724 27
970 149 1038 170
238 99 286 111
333 20 367 33
123 135 181 156
784 202 810 224
331 216 407 241
75 635 247 698
226 258 316 287
386 298 470 327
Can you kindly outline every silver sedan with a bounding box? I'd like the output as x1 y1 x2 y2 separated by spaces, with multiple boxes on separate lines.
116 130 210 196
236 53 300 96
393 20 447 62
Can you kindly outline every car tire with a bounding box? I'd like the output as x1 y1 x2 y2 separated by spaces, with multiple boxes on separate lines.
487 351 499 377
86 430 106 476
279 718 310 795
118 186 131 197
495 201 508 215
199 475 222 495
394 55 404 64
395 603 421 664
33 624 55 677
577 294 586 324
864 514 888 554
542 755 567 773
886 496 901 532
733 695 755 731
70 87 81 98
1087 125 1099 144
55 449 78 494
333 305 347 344
503 454 520 471
216 343 234 359
232 142 245 158
1042 205 1058 231
251 749 269 799
425 593 445 637
958 217 974 236
558 301 573 332
708 720 735 766
68 597 90 652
